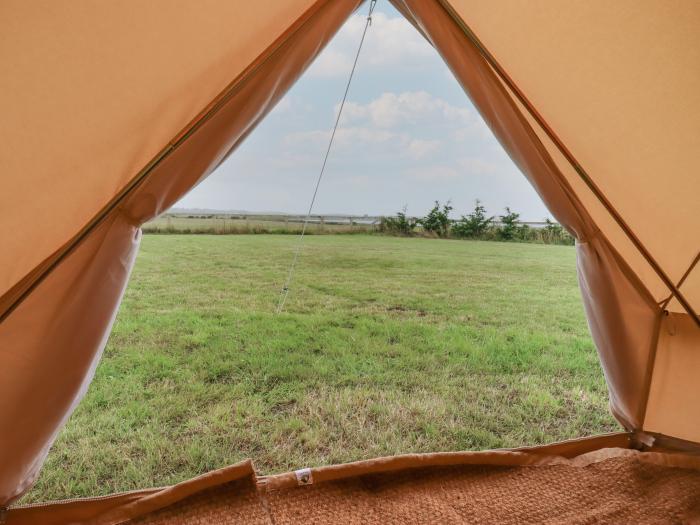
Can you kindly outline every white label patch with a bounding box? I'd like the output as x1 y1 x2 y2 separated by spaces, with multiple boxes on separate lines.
294 468 313 486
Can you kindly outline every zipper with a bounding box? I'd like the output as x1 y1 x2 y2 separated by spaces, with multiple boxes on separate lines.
9 486 162 511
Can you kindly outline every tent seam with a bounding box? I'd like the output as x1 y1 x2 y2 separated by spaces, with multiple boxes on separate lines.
638 310 665 430
659 250 700 311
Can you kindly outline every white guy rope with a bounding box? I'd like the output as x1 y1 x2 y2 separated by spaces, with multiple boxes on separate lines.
276 0 377 313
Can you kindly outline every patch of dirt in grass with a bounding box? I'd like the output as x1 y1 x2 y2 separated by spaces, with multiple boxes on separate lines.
387 305 428 316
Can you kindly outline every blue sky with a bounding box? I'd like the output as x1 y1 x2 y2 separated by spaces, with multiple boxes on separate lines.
176 1 551 221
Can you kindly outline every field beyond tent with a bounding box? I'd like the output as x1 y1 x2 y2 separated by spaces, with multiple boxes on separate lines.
25 235 617 502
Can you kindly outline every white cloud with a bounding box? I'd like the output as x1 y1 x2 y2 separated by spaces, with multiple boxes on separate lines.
457 157 498 175
283 125 443 162
268 152 319 170
407 165 461 181
362 13 434 68
453 119 493 142
340 91 473 128
307 12 434 78
274 96 293 113
283 126 396 148
281 91 482 165
407 139 440 159
342 174 372 188
306 49 353 78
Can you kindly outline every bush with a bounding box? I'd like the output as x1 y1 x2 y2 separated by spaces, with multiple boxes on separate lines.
497 207 521 241
517 223 532 242
540 218 575 245
419 201 453 237
381 206 418 236
452 200 494 239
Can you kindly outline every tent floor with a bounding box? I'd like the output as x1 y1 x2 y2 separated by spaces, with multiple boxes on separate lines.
10 435 700 524
131 453 700 524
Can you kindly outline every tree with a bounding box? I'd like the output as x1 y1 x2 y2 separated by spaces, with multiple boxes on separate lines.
498 207 520 241
419 200 453 237
381 206 417 235
452 200 493 238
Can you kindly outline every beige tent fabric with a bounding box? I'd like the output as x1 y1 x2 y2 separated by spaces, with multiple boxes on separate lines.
0 0 318 306
0 214 140 504
1 0 699 509
0 0 361 505
440 0 700 313
6 460 261 525
644 313 700 442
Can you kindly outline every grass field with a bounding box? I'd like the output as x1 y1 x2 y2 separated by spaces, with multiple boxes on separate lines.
24 234 618 502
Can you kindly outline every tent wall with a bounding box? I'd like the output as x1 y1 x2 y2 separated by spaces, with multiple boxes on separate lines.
644 313 700 442
0 0 361 505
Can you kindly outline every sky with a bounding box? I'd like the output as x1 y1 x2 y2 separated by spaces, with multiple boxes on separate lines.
176 1 552 221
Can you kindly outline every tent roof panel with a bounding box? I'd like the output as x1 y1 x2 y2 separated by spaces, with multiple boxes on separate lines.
447 0 700 310
0 0 318 301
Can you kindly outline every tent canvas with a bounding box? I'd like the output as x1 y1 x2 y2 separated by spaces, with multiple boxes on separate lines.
1 0 698 521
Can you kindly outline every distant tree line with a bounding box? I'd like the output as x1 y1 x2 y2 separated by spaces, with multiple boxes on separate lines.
379 200 574 245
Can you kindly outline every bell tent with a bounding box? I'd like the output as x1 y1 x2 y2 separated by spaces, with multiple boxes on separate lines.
1 0 699 522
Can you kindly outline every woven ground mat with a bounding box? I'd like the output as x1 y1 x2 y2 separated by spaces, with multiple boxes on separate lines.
130 455 700 524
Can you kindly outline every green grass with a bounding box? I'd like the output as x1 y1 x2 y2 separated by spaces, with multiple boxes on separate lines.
24 234 618 503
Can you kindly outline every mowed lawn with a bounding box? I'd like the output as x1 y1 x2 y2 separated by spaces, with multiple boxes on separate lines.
25 234 618 502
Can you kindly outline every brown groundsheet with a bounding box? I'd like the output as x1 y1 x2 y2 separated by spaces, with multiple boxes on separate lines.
128 477 269 525
129 453 700 524
10 437 700 524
